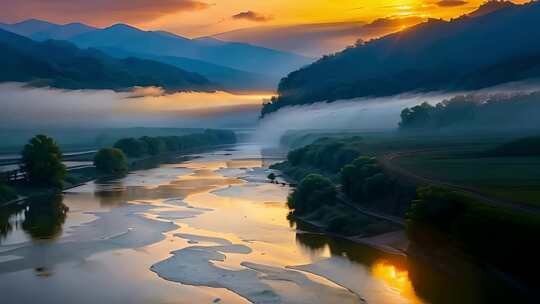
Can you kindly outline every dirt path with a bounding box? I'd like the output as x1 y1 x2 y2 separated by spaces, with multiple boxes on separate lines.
378 151 540 214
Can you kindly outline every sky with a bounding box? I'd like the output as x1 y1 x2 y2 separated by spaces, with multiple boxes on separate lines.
0 1 530 38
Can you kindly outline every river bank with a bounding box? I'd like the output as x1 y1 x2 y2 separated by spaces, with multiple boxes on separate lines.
0 144 232 208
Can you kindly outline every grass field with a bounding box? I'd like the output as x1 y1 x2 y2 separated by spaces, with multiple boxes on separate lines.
395 152 540 207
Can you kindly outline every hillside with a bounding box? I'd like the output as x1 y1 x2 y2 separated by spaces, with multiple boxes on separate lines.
97 47 278 92
213 17 424 58
0 29 215 92
0 19 306 91
262 2 540 116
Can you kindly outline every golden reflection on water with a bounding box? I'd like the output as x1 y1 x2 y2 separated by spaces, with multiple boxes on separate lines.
371 260 423 304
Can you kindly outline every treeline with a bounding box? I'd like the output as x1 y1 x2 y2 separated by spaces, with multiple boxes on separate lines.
113 129 236 158
407 186 539 287
399 92 540 131
97 129 236 175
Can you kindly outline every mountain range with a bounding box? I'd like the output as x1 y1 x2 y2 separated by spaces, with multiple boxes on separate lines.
262 1 540 116
0 28 216 92
0 20 312 92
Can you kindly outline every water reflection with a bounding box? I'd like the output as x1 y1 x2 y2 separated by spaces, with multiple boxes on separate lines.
22 195 68 240
371 260 422 304
292 216 529 304
0 203 25 240
0 195 68 243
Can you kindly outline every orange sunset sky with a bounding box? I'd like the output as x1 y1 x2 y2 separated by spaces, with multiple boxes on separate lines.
0 1 530 37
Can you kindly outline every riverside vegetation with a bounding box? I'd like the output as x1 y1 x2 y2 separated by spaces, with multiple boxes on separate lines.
0 129 236 205
277 134 540 291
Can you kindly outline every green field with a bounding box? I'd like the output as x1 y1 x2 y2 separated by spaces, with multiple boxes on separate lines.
395 151 540 207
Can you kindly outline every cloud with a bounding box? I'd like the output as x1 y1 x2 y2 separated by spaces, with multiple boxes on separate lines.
436 0 468 7
0 0 210 26
232 11 272 22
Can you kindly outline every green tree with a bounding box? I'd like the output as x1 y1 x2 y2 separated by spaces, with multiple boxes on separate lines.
341 156 382 201
140 136 166 156
94 148 128 175
114 138 148 157
287 174 336 215
267 173 277 183
21 135 66 189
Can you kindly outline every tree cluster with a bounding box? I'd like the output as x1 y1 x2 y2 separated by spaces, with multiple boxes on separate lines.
399 92 540 131
113 129 237 158
287 137 363 173
287 174 336 215
341 156 393 202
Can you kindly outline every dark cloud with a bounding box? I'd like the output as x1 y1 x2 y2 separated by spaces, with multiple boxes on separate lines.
436 0 468 7
0 0 210 26
232 11 272 22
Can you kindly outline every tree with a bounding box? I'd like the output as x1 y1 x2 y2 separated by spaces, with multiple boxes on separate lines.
267 173 277 183
287 174 336 215
341 156 382 200
94 148 128 175
114 138 148 157
139 136 166 156
21 134 66 189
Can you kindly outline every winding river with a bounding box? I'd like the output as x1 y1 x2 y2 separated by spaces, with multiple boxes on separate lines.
0 144 510 304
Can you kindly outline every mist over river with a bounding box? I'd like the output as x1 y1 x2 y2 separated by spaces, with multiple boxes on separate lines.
0 83 268 129
0 144 515 304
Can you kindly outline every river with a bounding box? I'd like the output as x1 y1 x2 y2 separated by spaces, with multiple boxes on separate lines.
0 144 516 304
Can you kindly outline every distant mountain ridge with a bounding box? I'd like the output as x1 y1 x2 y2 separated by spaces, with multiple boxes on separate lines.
67 24 311 77
0 28 216 92
261 1 540 116
0 19 96 40
0 19 308 91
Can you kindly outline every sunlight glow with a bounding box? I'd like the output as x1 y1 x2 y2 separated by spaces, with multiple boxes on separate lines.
371 260 423 304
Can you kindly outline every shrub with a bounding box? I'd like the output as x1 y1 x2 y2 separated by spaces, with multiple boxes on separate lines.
94 148 128 175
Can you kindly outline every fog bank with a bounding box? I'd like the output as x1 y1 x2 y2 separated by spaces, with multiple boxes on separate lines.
0 83 268 129
254 80 540 146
